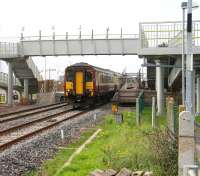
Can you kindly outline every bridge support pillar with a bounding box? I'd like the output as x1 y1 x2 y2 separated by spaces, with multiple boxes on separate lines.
24 79 29 102
196 75 200 113
155 60 164 116
7 62 13 106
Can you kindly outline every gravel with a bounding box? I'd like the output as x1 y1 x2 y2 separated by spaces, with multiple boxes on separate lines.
0 104 111 176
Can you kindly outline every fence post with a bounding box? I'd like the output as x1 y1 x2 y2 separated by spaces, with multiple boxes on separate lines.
178 111 195 176
136 98 140 126
152 96 156 128
167 97 175 134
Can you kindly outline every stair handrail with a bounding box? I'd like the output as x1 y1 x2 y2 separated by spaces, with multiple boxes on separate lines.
26 57 43 80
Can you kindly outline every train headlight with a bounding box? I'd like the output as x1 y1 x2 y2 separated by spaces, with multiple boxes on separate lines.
88 89 94 96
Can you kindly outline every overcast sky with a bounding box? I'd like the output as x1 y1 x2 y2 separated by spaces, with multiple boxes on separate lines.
0 0 200 79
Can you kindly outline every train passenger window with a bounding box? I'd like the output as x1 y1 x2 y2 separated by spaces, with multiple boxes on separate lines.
86 71 93 82
66 70 74 81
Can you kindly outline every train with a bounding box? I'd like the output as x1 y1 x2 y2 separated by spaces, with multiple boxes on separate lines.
64 63 122 107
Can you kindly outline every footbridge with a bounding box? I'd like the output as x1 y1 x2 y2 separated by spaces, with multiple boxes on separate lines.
1 20 200 113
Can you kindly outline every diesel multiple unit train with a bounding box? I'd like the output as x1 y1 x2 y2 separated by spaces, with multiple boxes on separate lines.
64 63 122 107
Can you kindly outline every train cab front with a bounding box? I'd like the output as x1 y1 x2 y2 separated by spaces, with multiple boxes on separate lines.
65 67 95 107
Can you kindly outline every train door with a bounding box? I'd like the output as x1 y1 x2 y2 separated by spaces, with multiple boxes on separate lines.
75 71 84 95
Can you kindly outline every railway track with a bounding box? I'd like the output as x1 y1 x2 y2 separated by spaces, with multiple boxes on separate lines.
0 102 68 123
0 102 67 118
0 108 89 151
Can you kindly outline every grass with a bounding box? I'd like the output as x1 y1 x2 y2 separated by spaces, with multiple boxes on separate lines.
26 107 168 176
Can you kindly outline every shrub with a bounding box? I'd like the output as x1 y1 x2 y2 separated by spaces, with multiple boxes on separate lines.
146 129 178 176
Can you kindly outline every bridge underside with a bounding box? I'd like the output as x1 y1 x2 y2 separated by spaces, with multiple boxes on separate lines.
145 55 200 91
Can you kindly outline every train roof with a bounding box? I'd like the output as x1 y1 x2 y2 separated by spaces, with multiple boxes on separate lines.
66 62 121 76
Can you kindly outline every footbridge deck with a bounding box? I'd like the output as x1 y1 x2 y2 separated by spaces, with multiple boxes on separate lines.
0 21 200 59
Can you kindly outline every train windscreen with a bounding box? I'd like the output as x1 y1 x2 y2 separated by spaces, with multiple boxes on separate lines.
66 70 74 81
86 71 93 82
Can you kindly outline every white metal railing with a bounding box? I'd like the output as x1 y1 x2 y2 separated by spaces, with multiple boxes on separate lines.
20 32 139 41
26 57 43 80
0 42 19 58
0 72 21 86
168 31 183 47
140 21 200 48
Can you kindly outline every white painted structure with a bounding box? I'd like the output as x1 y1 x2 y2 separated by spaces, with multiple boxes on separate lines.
21 38 139 56
168 58 182 87
155 60 164 116
179 111 195 176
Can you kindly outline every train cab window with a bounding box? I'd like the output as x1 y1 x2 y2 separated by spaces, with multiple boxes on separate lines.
66 70 74 81
86 71 93 82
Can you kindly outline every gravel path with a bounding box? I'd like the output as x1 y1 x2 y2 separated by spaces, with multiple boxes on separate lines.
0 104 110 176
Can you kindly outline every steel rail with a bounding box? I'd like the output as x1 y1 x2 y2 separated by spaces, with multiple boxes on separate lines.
0 102 66 118
0 109 89 151
0 103 68 123
0 108 73 134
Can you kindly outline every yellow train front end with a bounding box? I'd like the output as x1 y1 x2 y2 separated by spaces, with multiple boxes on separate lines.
64 65 95 107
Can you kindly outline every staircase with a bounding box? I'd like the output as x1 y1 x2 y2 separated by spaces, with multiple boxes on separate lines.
0 41 42 94
12 57 42 94
168 58 181 88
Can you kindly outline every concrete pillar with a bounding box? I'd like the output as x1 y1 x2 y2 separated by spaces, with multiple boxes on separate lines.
178 111 195 176
196 75 200 113
155 60 164 116
167 97 175 134
7 62 13 106
24 79 29 100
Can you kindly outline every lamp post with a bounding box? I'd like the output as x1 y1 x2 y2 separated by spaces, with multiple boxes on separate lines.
181 2 186 106
181 1 199 107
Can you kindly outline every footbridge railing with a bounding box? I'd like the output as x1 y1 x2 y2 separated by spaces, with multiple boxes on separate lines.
26 57 43 81
21 31 139 41
19 30 139 56
0 42 19 58
140 21 200 49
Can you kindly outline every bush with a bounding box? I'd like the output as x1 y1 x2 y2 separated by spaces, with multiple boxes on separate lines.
101 127 178 176
146 129 178 176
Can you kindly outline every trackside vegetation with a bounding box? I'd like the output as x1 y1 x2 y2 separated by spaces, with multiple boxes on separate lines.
26 107 178 176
